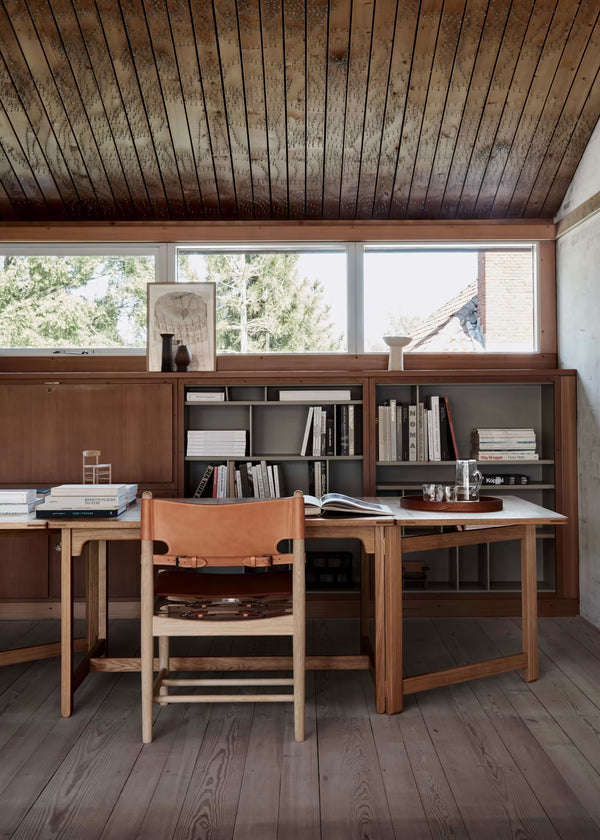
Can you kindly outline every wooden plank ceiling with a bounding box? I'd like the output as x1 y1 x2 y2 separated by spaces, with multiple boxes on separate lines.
0 0 599 223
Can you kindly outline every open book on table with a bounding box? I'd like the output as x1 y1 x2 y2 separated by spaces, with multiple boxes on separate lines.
303 493 393 517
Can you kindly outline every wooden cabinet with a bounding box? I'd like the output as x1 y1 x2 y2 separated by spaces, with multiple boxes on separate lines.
0 378 176 486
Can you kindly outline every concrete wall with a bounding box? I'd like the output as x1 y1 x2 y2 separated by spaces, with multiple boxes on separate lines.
555 118 600 628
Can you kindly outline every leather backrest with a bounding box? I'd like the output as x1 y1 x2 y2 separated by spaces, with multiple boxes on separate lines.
141 494 304 564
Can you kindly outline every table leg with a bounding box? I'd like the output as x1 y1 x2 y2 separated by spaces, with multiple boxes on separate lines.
85 542 99 652
384 525 403 714
98 540 108 643
61 528 73 718
359 547 370 653
373 527 386 713
521 524 539 682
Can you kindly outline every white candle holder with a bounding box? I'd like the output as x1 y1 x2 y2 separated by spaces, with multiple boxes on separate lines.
383 335 411 370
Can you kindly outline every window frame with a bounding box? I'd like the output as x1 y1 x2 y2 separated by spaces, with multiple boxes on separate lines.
0 222 556 370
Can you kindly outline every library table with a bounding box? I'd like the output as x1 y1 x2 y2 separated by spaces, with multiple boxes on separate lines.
384 495 567 714
52 504 397 717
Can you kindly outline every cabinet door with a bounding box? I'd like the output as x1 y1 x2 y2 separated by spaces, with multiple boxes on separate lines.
0 382 175 485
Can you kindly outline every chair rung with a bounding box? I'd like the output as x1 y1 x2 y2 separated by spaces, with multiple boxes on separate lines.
161 677 294 687
156 694 294 704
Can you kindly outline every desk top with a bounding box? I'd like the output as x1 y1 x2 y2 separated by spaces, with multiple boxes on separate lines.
382 494 566 526
0 495 566 531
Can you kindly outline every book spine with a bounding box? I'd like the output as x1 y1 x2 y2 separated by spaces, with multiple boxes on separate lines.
439 399 450 461
312 406 322 456
401 405 409 461
377 405 385 461
408 405 417 462
0 504 37 513
476 452 538 461
481 473 529 485
429 396 441 461
193 464 214 497
348 405 355 456
37 507 124 518
389 400 397 462
417 402 425 462
444 397 459 460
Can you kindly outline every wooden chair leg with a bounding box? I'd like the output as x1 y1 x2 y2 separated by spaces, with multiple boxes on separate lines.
141 540 154 744
158 635 169 696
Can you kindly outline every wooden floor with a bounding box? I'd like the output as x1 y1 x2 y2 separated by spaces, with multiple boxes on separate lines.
1 616 600 840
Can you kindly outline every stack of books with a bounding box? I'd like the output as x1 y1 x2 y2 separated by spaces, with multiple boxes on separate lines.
0 488 44 515
471 428 538 460
35 484 136 518
186 430 246 457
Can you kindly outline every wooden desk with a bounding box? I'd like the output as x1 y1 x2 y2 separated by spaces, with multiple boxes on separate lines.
54 505 396 717
385 495 567 714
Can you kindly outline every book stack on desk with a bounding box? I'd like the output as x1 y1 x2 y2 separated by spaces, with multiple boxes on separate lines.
0 488 44 515
35 484 136 518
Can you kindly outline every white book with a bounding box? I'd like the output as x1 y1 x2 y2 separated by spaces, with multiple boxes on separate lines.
0 501 41 514
187 392 225 401
408 405 418 462
235 469 243 498
0 489 38 504
279 389 351 401
348 404 356 456
389 400 397 463
428 396 441 460
50 484 128 496
427 410 434 461
273 464 281 497
41 496 126 507
266 465 275 498
476 451 539 461
300 407 314 456
417 403 425 462
312 406 322 456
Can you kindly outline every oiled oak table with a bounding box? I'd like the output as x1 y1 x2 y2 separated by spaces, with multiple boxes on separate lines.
384 495 567 714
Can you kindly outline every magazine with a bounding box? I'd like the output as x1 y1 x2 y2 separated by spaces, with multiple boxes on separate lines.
303 493 393 517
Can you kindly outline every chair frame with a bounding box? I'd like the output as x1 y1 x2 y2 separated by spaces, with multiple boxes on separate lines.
82 449 112 484
140 491 306 743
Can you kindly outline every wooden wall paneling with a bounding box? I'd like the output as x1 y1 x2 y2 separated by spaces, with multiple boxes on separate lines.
0 532 50 599
321 0 351 218
354 0 396 218
490 0 576 217
0 1 79 218
47 0 136 219
142 0 204 217
542 69 600 218
473 0 556 218
405 0 466 218
260 0 289 219
534 20 600 217
440 0 512 218
117 0 187 218
507 1 600 218
213 0 254 220
371 0 419 218
389 0 444 219
29 0 125 218
338 0 374 218
0 380 176 486
236 0 271 219
305 0 329 218
456 0 535 217
554 373 579 601
60 0 152 220
283 0 307 219
167 0 219 218
424 0 489 217
96 0 170 219
188 1 236 217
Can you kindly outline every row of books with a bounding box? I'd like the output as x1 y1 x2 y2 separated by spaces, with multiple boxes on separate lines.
193 462 287 500
186 430 247 457
377 396 458 462
35 484 138 519
471 428 538 461
300 405 358 457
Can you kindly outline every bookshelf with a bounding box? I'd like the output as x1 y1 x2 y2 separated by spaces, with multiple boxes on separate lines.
183 382 365 500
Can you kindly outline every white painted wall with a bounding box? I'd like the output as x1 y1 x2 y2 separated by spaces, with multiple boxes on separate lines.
555 118 600 627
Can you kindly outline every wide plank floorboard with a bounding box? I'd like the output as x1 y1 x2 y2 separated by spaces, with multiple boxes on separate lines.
1 617 600 840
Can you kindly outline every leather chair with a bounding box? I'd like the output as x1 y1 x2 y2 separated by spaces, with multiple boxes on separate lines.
140 490 306 743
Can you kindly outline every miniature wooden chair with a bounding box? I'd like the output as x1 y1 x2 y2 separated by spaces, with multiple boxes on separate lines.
82 450 112 484
140 491 306 743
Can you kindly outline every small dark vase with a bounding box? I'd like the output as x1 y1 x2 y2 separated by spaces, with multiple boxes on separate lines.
174 342 192 372
160 333 174 372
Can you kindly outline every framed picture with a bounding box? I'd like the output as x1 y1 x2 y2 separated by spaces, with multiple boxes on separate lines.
147 282 216 371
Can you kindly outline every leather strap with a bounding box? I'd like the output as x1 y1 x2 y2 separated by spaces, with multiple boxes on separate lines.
153 553 293 568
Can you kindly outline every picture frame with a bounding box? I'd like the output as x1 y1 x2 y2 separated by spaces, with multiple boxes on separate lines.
147 282 216 372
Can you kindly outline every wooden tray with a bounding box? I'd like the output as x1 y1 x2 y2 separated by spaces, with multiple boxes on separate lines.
400 495 503 512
